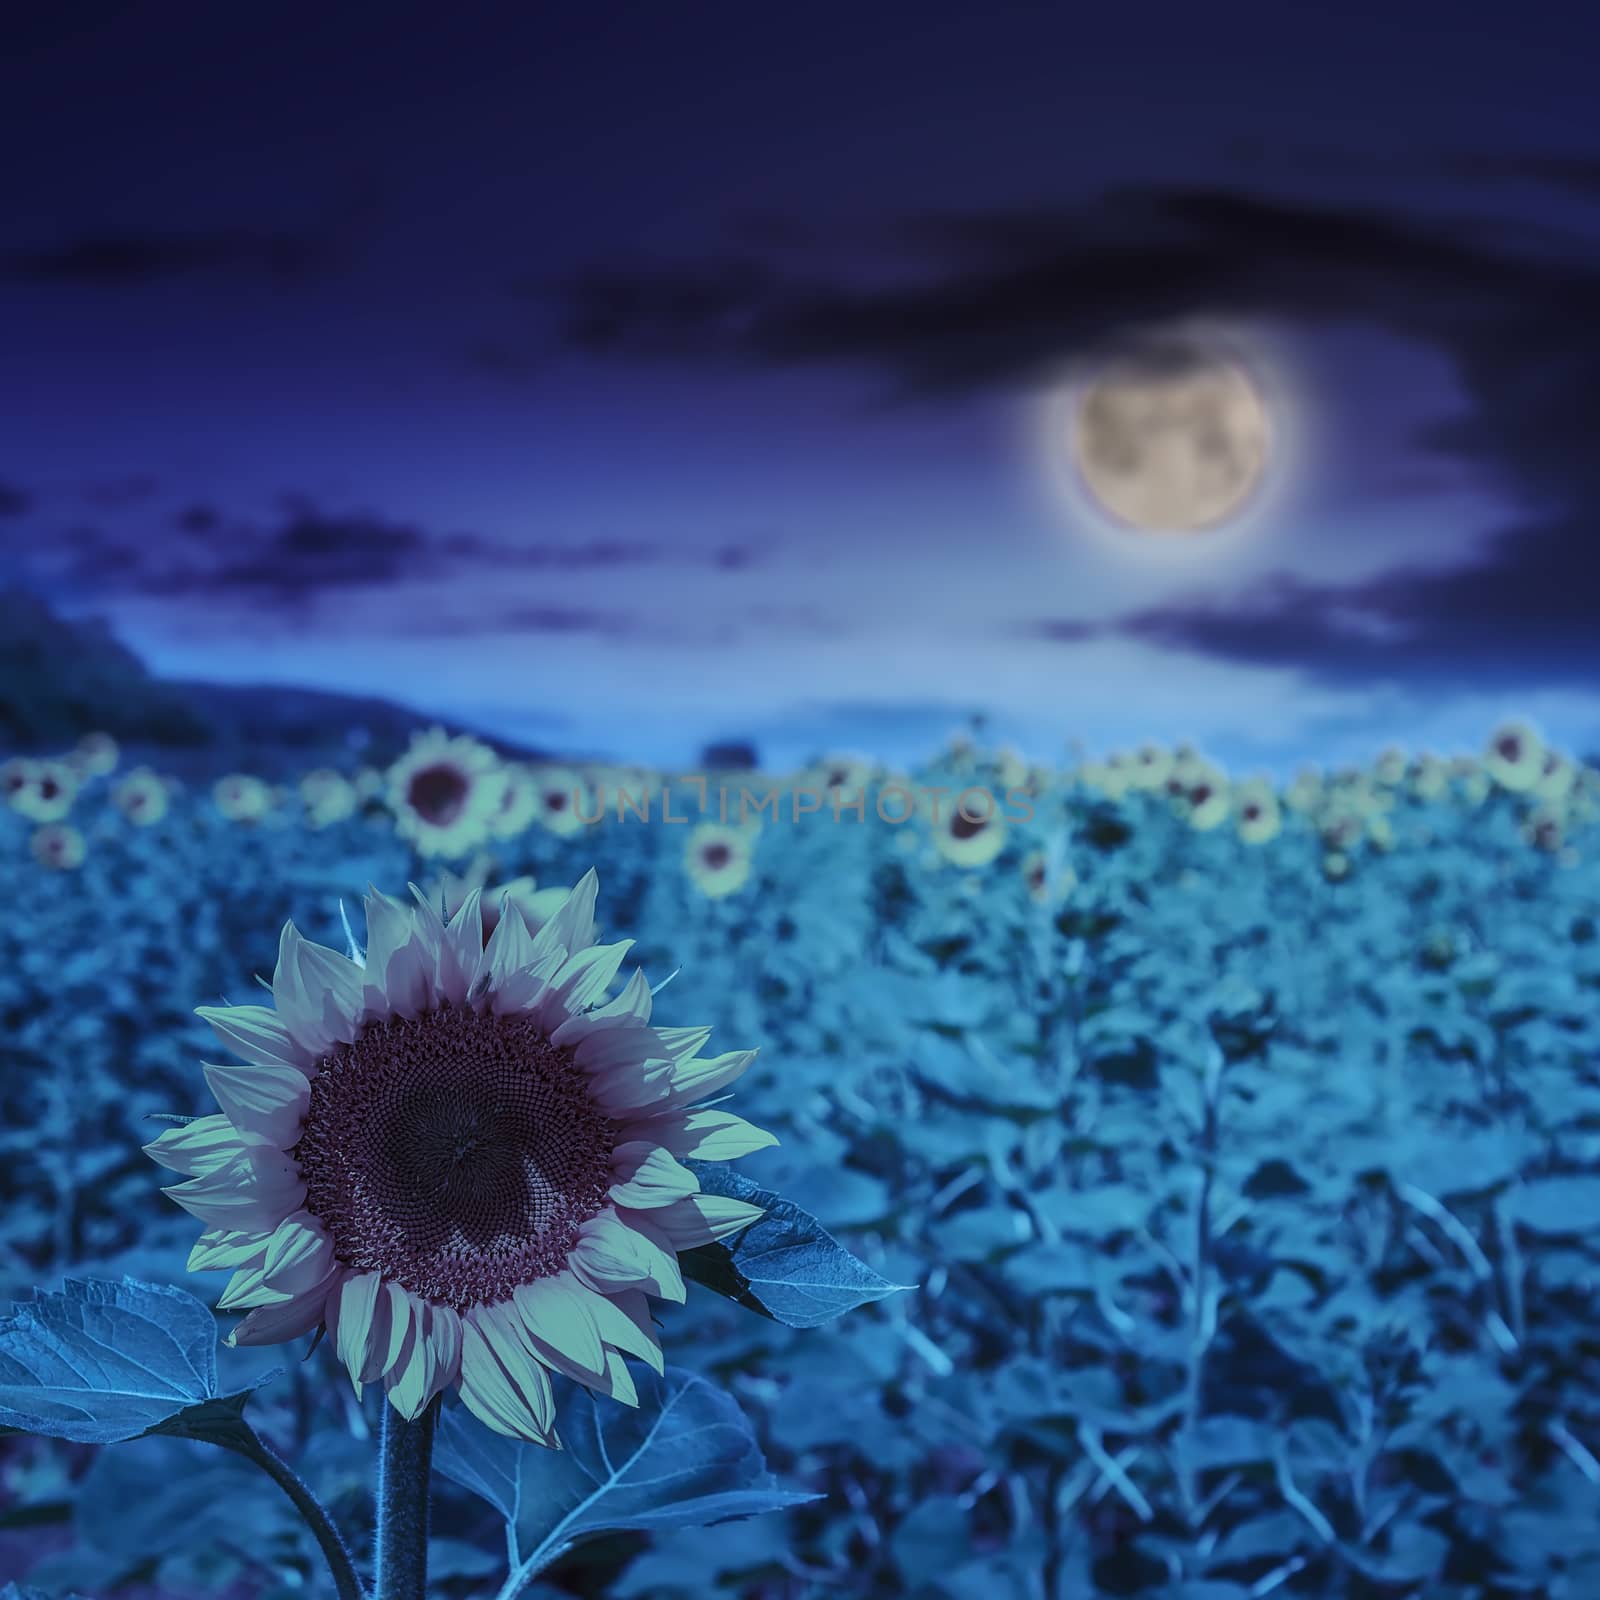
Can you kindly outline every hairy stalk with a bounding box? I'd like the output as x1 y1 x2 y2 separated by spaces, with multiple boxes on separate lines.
220 1425 365 1600
375 1396 440 1600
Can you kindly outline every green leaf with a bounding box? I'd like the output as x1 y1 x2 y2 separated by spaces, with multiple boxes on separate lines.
0 1277 273 1446
678 1162 912 1328
435 1366 820 1576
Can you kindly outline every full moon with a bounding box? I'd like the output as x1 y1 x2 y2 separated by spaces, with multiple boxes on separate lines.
1069 337 1271 533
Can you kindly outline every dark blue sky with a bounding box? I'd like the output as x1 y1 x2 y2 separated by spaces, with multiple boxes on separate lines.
4 2 1599 767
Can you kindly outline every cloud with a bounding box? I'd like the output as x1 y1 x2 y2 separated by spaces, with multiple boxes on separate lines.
0 481 30 517
549 175 1600 687
0 228 339 287
16 497 765 624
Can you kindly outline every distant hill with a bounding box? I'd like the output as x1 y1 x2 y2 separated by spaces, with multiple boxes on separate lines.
0 589 548 773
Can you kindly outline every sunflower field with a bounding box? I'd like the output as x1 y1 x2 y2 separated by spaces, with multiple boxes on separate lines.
2 722 1599 1600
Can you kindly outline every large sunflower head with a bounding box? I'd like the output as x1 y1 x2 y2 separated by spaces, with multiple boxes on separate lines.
112 767 170 826
147 872 772 1445
684 821 754 898
387 729 509 857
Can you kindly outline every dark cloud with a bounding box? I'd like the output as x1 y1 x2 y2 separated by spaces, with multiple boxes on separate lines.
24 500 762 617
0 481 31 517
551 176 1600 686
1 228 336 287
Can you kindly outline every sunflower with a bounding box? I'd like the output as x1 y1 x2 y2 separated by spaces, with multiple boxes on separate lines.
1373 745 1407 787
11 759 77 823
1284 767 1323 814
30 822 85 870
71 731 120 778
214 773 273 824
147 873 772 1444
1130 743 1174 791
1522 805 1565 853
1183 769 1231 832
530 766 592 838
490 763 542 840
429 859 578 943
1235 783 1281 845
112 767 170 826
1021 848 1075 905
685 821 753 897
1410 753 1449 801
388 729 508 857
300 769 357 829
0 756 32 803
931 789 1007 867
1322 849 1351 881
1533 750 1578 805
1484 721 1543 793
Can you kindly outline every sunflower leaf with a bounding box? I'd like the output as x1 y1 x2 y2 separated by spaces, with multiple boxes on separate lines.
0 1277 274 1446
436 1365 819 1576
678 1160 913 1328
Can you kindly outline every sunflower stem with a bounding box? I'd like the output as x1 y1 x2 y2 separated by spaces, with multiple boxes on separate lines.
375 1395 440 1600
221 1424 365 1600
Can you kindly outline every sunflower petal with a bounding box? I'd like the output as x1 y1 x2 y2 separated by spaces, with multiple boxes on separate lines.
607 1142 699 1209
571 1209 685 1303
625 1107 779 1162
460 1304 558 1443
144 1114 254 1176
202 1060 310 1148
629 1192 767 1249
196 1004 310 1072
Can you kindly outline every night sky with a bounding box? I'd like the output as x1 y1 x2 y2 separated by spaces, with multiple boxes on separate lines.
5 3 1600 769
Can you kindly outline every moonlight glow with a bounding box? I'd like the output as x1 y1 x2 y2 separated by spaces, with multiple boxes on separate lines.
1069 336 1272 534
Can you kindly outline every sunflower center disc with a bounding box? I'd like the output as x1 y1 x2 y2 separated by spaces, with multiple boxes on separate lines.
406 763 470 827
295 1008 618 1310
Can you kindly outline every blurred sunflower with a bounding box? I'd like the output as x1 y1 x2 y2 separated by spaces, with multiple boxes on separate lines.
1367 814 1395 853
1183 769 1231 832
1534 750 1578 805
1 757 33 805
1284 767 1323 813
1522 805 1565 853
1373 745 1407 787
490 763 542 839
1322 850 1351 881
214 773 273 824
300 769 357 829
388 729 508 857
1021 848 1075 905
531 766 591 838
1130 743 1174 791
428 858 578 943
1484 721 1543 792
1319 808 1364 853
12 759 77 823
1235 783 1281 845
71 731 120 778
148 873 772 1444
932 791 1007 867
112 767 170 826
685 821 753 898
1410 753 1449 801
30 822 85 870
